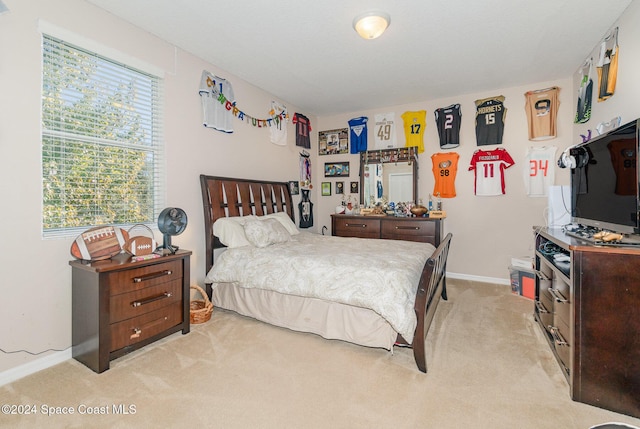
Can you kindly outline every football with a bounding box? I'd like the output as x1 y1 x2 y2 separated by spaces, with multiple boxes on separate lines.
70 226 129 261
123 236 157 256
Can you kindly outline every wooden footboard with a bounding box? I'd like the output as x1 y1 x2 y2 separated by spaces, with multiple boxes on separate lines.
399 233 452 373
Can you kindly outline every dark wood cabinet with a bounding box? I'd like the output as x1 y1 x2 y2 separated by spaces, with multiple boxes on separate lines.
70 250 191 373
331 214 443 247
533 228 640 418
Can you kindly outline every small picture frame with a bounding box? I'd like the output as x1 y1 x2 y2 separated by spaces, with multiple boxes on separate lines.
288 180 300 195
324 161 350 177
321 182 332 196
336 181 344 194
350 181 359 194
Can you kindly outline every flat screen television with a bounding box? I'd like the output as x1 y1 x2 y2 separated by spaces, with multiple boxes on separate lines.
571 118 639 235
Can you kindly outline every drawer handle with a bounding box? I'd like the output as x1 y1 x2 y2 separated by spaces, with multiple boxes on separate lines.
534 300 549 314
130 316 169 339
131 292 172 307
548 326 569 346
133 270 172 283
549 287 568 303
344 223 366 228
395 226 419 230
534 270 550 280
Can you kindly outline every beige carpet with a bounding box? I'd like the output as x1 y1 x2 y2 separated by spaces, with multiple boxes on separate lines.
1 279 639 429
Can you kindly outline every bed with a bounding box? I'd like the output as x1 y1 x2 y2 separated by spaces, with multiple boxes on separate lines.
200 174 452 373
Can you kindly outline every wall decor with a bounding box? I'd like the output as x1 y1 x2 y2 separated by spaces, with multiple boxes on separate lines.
350 181 359 194
319 128 349 155
336 181 344 194
321 182 332 196
288 180 300 195
324 161 350 177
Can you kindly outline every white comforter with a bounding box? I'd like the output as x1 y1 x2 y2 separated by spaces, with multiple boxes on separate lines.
205 232 435 343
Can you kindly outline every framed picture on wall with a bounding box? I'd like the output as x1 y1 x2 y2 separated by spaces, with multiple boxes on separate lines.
288 181 300 195
350 181 359 194
336 181 344 194
318 128 349 155
321 182 332 196
324 161 350 177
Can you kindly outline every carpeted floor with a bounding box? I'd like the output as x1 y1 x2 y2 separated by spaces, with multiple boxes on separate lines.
1 279 639 429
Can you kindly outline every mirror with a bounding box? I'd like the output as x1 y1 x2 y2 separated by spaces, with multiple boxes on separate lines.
359 147 418 207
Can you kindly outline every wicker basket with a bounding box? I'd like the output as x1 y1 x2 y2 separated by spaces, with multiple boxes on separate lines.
190 285 213 324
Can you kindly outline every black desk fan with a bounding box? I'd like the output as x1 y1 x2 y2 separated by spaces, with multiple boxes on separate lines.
156 207 187 255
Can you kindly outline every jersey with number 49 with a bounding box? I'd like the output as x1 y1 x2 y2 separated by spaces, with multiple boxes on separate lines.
434 104 462 149
475 96 506 146
374 112 397 149
469 148 515 196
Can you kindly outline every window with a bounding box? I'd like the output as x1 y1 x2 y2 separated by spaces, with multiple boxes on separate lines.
41 34 164 237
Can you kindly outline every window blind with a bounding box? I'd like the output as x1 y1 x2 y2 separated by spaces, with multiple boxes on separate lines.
41 34 164 238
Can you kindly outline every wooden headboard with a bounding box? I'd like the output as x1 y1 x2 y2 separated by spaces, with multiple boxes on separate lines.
200 175 295 275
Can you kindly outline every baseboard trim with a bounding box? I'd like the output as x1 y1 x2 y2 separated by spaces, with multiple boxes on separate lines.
447 271 510 286
0 349 72 387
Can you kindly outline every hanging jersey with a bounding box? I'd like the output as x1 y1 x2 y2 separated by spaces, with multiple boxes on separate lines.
475 96 506 146
608 139 637 196
269 101 288 146
431 152 459 198
374 112 397 149
298 189 313 229
575 59 594 123
199 70 235 133
434 104 462 149
293 113 312 149
596 27 619 102
469 148 515 196
524 146 557 197
348 116 368 153
524 87 560 141
401 110 426 153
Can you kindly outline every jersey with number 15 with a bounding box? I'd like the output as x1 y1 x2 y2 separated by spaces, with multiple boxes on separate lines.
475 95 506 146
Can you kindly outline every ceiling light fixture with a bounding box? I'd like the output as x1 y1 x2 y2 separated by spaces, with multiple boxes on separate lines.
353 11 390 40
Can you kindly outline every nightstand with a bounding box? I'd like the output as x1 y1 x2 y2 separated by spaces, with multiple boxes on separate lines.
70 250 191 373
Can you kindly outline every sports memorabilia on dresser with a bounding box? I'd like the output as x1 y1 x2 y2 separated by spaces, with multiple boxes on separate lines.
474 95 507 146
468 148 515 196
70 225 129 261
434 103 462 149
524 86 560 141
401 110 426 153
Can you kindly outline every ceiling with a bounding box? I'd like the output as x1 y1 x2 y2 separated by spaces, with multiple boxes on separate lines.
86 0 633 117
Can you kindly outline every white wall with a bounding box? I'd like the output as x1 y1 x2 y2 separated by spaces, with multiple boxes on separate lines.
0 0 315 378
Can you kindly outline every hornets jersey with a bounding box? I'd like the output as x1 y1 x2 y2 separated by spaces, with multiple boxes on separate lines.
475 96 506 146
401 111 426 153
435 104 462 149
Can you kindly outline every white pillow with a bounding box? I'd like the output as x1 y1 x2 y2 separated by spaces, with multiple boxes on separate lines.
213 215 256 248
260 212 299 235
243 218 291 248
